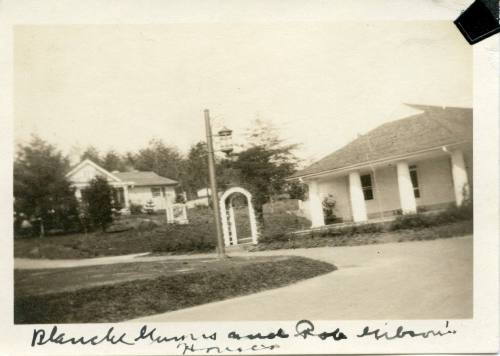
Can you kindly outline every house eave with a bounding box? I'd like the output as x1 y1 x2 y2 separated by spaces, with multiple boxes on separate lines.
131 182 178 187
71 181 135 188
288 141 470 182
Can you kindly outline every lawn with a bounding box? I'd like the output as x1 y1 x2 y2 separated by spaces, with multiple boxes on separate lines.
14 255 335 323
14 212 171 259
251 205 473 251
251 220 473 251
15 204 472 259
14 208 310 259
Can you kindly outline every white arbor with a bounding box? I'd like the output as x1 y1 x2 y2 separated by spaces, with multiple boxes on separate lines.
219 187 259 246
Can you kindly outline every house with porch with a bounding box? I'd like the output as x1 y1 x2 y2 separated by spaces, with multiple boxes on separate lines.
66 159 178 211
290 105 472 227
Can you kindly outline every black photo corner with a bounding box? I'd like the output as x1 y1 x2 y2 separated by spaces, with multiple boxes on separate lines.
454 0 500 44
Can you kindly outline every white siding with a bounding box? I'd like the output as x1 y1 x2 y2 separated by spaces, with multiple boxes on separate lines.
364 165 401 218
68 164 116 185
414 156 455 208
128 186 176 210
307 155 461 222
316 175 353 221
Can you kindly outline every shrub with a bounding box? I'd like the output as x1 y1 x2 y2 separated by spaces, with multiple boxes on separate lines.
258 202 473 247
81 176 114 232
390 203 472 231
144 200 155 214
135 219 159 232
322 194 337 225
259 213 311 243
129 203 143 215
390 214 433 230
349 223 384 234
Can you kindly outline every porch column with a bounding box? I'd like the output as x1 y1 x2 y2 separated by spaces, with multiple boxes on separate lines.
123 185 130 209
308 180 325 227
451 150 470 206
396 161 417 214
348 171 368 222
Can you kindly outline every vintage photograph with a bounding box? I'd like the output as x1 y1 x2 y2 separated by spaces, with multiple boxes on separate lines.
13 21 473 325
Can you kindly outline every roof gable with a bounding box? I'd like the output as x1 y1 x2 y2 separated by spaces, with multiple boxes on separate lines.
66 159 178 187
292 105 472 179
66 159 122 184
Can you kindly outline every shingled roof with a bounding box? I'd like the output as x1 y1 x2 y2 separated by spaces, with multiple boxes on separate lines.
113 171 178 186
291 104 472 179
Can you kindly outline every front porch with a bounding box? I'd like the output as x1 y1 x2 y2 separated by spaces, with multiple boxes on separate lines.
304 147 471 228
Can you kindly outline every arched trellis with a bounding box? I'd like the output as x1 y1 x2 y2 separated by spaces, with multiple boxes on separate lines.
219 187 259 246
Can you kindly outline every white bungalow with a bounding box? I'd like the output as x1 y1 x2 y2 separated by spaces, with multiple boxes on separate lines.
290 105 473 227
66 159 178 211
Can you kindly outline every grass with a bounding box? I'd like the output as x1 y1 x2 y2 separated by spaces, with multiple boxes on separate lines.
14 208 310 259
14 209 213 259
15 204 472 258
14 255 336 324
252 204 473 251
250 220 472 252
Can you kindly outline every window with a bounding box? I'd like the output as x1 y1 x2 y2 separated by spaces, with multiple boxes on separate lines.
409 165 420 198
360 174 374 200
151 187 161 197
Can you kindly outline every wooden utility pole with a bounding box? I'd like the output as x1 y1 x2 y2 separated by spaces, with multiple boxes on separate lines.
204 109 227 259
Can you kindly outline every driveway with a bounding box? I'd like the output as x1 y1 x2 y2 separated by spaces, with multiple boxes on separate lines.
131 236 472 321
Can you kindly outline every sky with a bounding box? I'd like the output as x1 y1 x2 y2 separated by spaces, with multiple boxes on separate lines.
14 22 472 166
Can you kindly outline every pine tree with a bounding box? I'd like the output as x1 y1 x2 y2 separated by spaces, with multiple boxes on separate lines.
82 176 114 232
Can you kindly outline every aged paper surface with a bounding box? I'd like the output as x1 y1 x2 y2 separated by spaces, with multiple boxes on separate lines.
0 0 498 354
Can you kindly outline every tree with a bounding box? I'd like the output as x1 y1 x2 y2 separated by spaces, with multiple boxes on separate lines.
14 136 79 237
101 150 127 172
181 141 240 200
129 139 184 180
232 145 297 219
287 180 307 200
82 176 114 232
244 118 288 149
80 146 102 165
182 142 208 199
231 118 303 218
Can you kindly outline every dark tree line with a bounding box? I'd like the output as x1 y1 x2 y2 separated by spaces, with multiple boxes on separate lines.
14 137 80 237
14 119 306 236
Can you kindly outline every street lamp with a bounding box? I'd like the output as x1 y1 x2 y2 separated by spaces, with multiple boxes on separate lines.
204 109 232 259
217 127 233 155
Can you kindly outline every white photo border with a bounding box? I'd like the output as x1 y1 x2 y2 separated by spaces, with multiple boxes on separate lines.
0 0 498 354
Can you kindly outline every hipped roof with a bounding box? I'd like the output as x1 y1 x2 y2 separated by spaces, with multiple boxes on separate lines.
291 104 472 179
